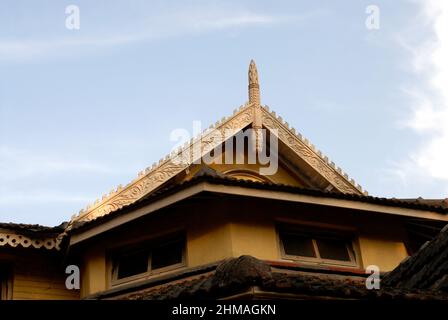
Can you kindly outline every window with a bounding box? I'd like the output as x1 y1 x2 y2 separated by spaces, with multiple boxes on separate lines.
278 225 357 267
151 238 184 270
111 234 186 284
116 250 148 279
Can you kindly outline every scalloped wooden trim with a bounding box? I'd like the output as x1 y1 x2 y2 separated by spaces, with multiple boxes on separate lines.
0 232 61 250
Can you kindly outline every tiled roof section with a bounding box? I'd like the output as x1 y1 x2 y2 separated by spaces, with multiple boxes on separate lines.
97 256 447 300
69 169 448 233
383 224 448 292
137 169 448 214
396 197 448 210
0 222 66 235
0 222 66 250
194 173 448 213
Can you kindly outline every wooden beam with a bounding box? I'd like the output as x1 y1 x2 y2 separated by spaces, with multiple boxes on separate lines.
203 183 448 222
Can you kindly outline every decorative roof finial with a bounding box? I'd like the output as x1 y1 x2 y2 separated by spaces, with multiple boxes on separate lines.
248 59 260 106
248 60 263 153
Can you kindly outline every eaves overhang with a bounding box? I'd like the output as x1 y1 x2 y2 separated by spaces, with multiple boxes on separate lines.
69 175 448 246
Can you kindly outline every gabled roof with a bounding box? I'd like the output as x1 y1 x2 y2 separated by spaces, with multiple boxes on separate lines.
68 61 366 227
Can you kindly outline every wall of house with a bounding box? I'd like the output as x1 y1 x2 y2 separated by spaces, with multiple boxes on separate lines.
358 237 408 271
0 248 79 300
75 199 412 298
229 220 279 261
77 207 237 297
227 213 409 272
80 245 106 298
187 215 233 267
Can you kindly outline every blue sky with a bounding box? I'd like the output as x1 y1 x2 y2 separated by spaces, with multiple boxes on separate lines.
1 0 448 225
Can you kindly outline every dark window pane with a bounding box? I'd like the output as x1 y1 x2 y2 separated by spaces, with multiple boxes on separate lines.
117 251 148 279
281 233 316 257
316 238 351 261
151 239 184 270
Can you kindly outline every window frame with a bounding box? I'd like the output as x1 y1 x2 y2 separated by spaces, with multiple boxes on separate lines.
277 224 359 268
110 233 186 286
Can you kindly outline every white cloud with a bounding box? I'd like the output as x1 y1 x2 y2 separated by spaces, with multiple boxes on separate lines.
394 0 448 191
0 7 289 62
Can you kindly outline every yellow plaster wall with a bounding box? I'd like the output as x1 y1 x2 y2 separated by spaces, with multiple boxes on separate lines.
229 221 279 260
219 208 410 272
80 246 106 297
227 221 409 271
358 237 408 271
180 144 305 187
78 210 237 297
77 207 411 297
187 222 233 267
210 162 302 186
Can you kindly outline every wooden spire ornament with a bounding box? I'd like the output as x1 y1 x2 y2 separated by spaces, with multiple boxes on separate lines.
249 59 263 152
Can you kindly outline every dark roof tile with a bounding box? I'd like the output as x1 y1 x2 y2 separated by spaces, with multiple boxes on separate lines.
92 256 448 300
70 171 448 233
383 223 448 291
0 222 66 235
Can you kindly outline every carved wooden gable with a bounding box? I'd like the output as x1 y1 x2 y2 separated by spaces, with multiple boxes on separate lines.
68 61 366 226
